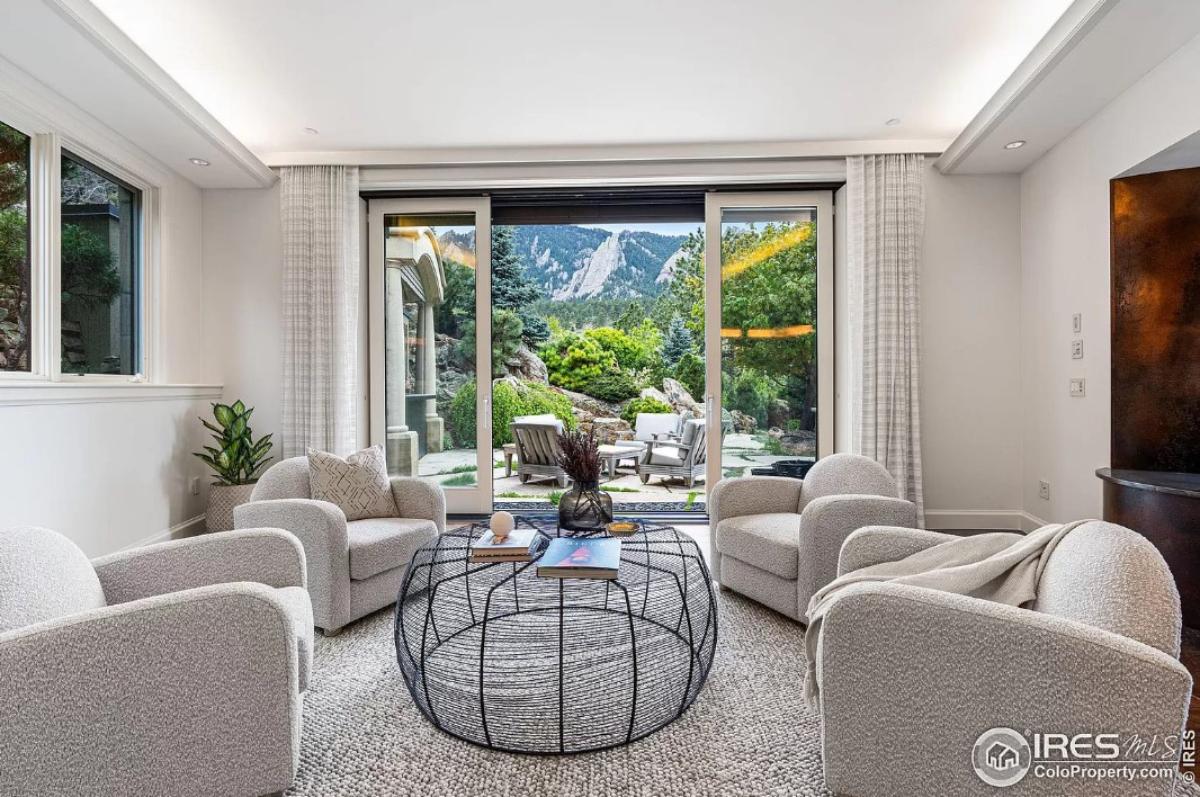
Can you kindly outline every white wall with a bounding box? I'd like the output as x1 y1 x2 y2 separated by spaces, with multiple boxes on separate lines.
834 166 1024 528
1019 32 1200 523
202 186 284 440
0 68 216 555
0 170 214 556
921 164 1024 527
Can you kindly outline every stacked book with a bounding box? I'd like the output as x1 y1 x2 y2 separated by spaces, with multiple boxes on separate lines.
469 528 542 563
537 538 621 580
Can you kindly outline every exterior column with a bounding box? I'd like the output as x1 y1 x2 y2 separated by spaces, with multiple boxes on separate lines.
384 266 418 475
421 302 443 453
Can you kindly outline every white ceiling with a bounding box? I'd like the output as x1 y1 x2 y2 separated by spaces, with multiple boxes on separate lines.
87 0 1073 160
0 0 274 187
938 0 1200 174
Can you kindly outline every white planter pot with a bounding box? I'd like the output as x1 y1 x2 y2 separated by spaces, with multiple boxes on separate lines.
206 483 257 533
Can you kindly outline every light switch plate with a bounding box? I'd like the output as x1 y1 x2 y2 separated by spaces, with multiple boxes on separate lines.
1070 378 1086 397
1072 313 1082 334
1071 339 1083 359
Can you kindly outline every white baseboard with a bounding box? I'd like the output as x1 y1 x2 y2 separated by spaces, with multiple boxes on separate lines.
1018 511 1049 532
924 510 1024 531
924 510 1051 533
119 514 206 551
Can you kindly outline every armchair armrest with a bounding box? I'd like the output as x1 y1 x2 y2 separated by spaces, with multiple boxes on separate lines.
92 527 306 604
0 582 301 796
837 524 958 576
708 477 806 583
818 582 1191 797
797 495 917 611
390 477 446 533
235 498 349 630
709 476 805 524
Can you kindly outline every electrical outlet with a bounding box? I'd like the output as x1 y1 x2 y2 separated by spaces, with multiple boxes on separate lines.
189 476 201 496
1071 339 1083 359
1072 313 1082 334
1069 378 1086 397
1038 480 1050 501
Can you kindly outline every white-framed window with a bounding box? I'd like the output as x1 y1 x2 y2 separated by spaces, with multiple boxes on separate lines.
0 117 33 374
0 110 152 383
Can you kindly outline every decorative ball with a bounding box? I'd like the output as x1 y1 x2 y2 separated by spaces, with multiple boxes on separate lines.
490 510 515 542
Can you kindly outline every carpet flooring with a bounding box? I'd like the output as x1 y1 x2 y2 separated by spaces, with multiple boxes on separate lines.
289 589 829 796
288 588 1200 797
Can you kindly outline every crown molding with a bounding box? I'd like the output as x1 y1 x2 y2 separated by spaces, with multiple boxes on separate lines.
935 0 1115 174
44 0 275 188
264 138 950 168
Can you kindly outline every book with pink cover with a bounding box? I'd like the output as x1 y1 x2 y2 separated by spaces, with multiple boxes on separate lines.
536 537 620 580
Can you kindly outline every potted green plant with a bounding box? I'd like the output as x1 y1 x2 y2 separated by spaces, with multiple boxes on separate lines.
194 400 273 532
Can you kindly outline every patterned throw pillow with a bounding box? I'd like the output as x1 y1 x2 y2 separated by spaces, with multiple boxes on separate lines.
307 445 398 521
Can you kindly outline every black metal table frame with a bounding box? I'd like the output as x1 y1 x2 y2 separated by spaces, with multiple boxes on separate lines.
394 517 718 754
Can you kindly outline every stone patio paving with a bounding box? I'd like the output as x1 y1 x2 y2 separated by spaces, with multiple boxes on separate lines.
415 434 798 508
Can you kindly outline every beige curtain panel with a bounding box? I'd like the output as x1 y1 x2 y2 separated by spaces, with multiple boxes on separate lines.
847 153 926 524
280 165 361 457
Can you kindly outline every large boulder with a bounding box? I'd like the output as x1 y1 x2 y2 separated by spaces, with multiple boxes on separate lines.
588 417 633 445
730 409 757 433
435 368 472 421
435 333 470 372
504 344 549 383
558 388 623 423
662 378 702 418
639 386 671 406
767 427 816 456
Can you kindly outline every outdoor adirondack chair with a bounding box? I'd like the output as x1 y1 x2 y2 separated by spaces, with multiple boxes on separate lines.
637 417 707 488
511 416 568 487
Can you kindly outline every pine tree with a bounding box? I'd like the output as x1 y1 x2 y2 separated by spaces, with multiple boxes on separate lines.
491 225 548 343
662 316 694 367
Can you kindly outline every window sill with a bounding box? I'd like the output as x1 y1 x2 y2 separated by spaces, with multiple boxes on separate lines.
0 382 223 407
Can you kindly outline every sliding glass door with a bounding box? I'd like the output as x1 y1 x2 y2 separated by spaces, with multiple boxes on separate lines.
703 193 833 490
368 198 493 514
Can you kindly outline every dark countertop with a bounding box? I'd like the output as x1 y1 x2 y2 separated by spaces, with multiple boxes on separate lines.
1096 468 1200 499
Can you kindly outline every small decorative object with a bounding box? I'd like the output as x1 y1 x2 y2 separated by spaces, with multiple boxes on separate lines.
194 400 273 533
490 510 516 542
555 429 613 532
606 520 640 537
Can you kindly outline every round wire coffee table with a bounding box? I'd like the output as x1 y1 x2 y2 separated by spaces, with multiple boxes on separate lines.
394 518 717 754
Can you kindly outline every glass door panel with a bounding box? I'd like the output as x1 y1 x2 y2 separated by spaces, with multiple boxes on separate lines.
703 193 833 490
368 198 492 514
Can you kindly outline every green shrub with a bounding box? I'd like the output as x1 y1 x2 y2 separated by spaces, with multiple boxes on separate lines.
448 379 577 448
621 395 673 424
583 322 660 372
726 369 774 427
583 370 640 402
459 308 523 378
673 352 705 399
539 331 615 392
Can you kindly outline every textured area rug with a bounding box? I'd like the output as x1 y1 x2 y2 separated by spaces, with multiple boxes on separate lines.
289 590 1200 797
289 590 829 796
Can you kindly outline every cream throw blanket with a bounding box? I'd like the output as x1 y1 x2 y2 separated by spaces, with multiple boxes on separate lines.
802 520 1091 705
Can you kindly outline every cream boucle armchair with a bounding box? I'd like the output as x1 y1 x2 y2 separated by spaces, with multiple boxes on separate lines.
708 453 916 621
0 525 311 797
817 521 1191 796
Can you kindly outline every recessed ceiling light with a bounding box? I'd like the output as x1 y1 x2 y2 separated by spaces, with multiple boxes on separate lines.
885 118 901 126
188 157 211 167
304 127 320 135
1004 140 1027 150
